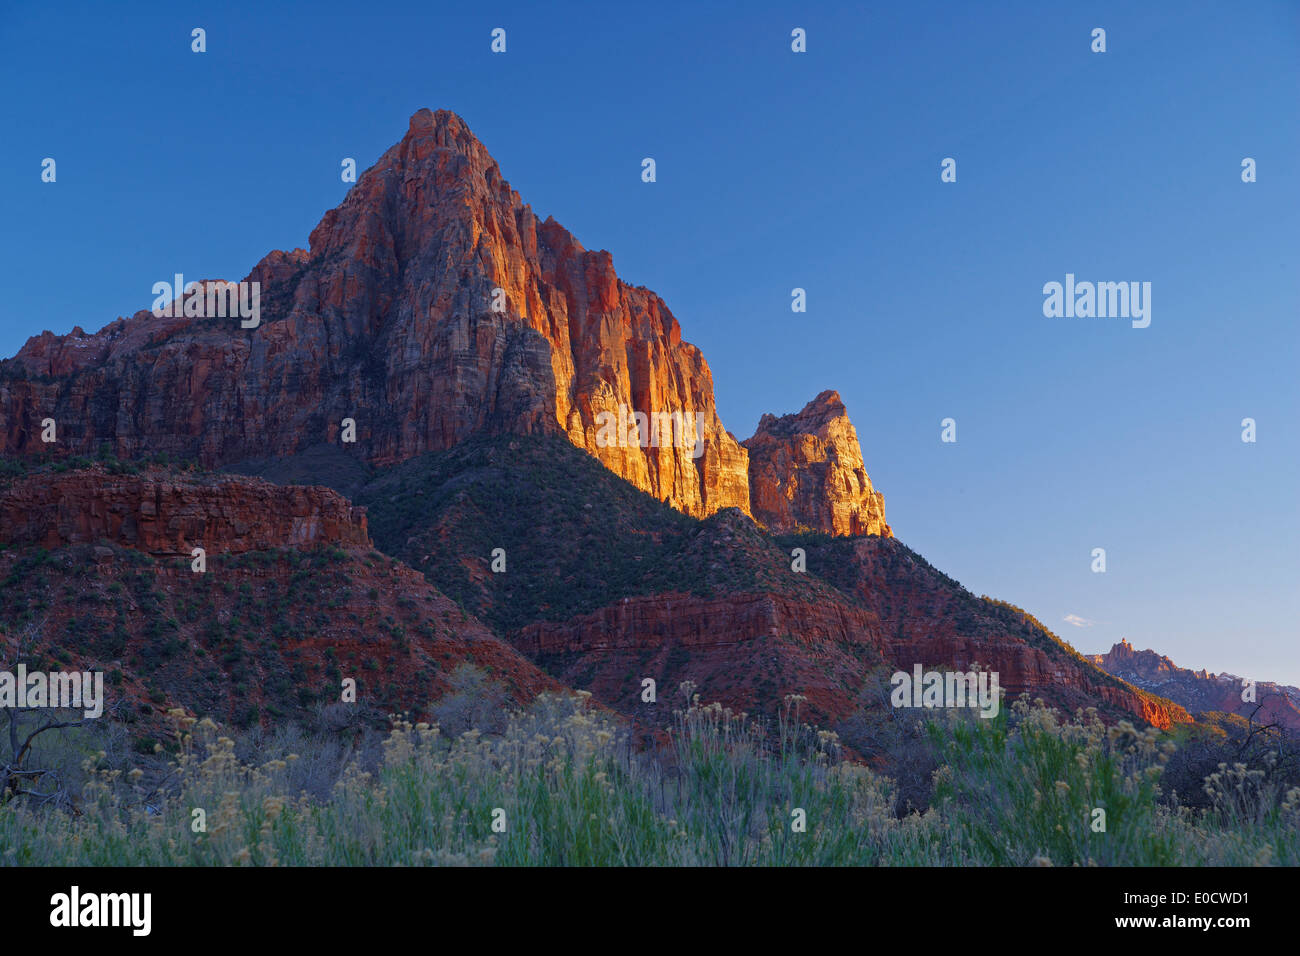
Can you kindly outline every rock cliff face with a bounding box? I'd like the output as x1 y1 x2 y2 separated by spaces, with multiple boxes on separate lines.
1089 640 1300 732
0 466 371 555
515 591 881 658
515 590 888 727
743 390 890 536
0 109 753 522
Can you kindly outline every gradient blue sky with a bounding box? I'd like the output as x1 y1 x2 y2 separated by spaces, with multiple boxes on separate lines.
3 2 1297 682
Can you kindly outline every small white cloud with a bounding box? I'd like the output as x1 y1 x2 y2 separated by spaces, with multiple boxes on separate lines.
1063 614 1094 628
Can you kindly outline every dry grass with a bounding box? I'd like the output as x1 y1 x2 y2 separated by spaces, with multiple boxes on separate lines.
2 688 1296 866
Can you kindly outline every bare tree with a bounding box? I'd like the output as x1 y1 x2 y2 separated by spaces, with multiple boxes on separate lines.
0 619 86 814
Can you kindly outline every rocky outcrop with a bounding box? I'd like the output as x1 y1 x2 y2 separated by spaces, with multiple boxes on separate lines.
515 590 887 724
1089 640 1300 732
743 390 890 536
0 466 371 555
0 109 750 522
516 591 882 657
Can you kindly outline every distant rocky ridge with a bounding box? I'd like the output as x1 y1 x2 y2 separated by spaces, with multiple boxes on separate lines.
0 109 885 538
1088 639 1300 733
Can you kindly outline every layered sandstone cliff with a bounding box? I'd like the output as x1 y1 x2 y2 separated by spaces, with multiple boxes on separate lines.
743 390 891 536
0 466 371 555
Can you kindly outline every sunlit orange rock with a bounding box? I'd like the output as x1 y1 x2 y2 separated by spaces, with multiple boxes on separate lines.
744 390 891 536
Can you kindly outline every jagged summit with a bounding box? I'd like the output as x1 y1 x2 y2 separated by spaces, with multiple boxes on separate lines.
752 390 847 436
0 110 885 536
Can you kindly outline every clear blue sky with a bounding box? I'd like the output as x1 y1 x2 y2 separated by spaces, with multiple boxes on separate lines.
3 2 1297 682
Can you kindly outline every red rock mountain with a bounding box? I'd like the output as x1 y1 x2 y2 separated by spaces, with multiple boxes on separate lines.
0 109 1202 738
1088 639 1300 733
0 108 886 535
